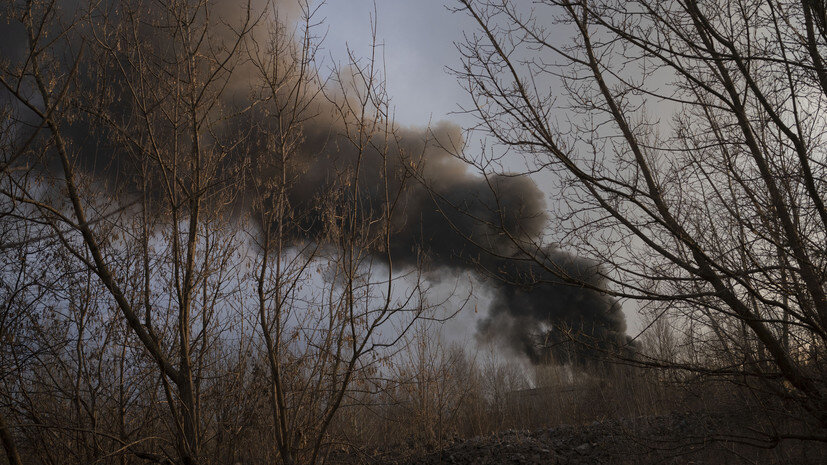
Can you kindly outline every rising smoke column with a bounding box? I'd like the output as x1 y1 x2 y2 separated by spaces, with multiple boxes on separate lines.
0 0 631 365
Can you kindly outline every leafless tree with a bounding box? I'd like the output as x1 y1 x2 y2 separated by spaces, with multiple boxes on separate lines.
0 0 260 462
1 1 440 463
245 5 436 462
452 0 827 440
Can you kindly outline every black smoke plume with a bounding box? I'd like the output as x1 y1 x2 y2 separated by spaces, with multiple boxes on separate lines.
1 0 631 365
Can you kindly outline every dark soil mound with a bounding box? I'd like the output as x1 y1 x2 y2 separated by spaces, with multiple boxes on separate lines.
362 412 825 465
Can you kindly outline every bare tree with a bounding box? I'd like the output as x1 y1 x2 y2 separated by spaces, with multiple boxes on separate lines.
0 1 527 463
245 5 436 462
0 0 261 462
452 0 827 439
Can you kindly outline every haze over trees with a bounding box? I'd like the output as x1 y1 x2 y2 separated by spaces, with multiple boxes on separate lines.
0 0 825 464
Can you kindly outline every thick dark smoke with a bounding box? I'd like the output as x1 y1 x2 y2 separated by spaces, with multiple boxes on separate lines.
1 0 631 365
476 248 631 365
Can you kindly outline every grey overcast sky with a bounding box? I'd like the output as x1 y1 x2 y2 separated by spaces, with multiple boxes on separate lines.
318 1 474 128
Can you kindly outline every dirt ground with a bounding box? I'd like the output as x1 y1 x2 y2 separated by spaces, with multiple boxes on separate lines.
342 411 826 465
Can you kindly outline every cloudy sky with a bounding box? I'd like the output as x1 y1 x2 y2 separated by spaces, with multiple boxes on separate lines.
318 0 475 128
